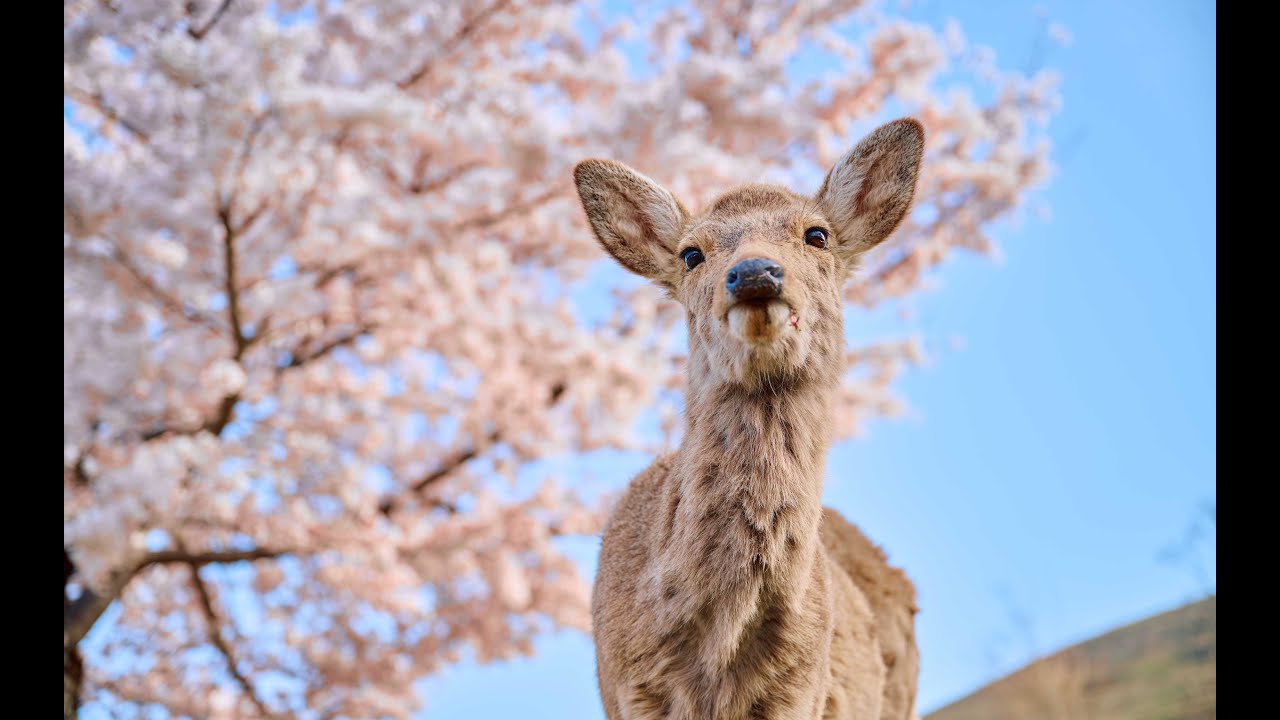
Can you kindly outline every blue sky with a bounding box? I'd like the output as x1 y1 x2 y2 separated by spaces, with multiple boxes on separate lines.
416 0 1216 716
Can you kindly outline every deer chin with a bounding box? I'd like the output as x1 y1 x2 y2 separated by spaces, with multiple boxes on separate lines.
726 299 796 344
715 300 812 388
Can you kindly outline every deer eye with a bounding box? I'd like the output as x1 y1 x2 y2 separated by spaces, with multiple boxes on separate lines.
680 247 705 270
804 227 829 249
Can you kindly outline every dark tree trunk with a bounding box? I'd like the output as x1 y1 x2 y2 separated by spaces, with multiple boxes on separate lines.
64 643 82 720
65 547 81 719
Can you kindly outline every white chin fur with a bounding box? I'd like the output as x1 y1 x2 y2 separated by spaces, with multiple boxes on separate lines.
727 301 792 343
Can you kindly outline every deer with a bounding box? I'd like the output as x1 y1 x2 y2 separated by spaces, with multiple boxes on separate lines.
572 118 926 720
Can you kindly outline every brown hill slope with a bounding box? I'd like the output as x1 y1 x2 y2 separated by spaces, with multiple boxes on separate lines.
925 595 1215 720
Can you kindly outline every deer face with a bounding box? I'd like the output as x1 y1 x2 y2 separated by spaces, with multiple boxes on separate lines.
574 119 924 389
671 187 846 386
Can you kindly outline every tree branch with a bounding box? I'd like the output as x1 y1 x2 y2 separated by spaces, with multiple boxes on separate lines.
186 560 280 719
410 160 484 195
292 186 559 306
223 112 272 211
64 546 290 649
377 429 500 518
282 323 376 371
463 188 561 230
65 88 150 142
73 241 227 335
187 0 235 40
376 152 484 197
398 0 514 89
68 451 92 487
412 440 493 494
64 549 84 718
181 198 254 441
65 643 83 720
139 324 370 443
217 204 250 359
377 381 566 517
150 548 290 567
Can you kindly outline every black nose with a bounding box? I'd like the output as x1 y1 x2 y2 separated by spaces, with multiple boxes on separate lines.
725 258 784 301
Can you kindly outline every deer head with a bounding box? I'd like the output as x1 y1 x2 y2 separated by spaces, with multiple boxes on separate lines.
574 118 924 392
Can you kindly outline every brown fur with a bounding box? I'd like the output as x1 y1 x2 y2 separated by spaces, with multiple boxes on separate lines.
575 118 926 720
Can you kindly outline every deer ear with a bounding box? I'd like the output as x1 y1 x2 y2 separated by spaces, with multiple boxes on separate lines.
816 118 924 262
574 159 689 283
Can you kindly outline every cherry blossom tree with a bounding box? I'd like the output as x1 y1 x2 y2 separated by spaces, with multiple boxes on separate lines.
63 1 1061 717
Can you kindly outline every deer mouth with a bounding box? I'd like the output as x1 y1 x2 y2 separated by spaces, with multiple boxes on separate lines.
726 299 796 343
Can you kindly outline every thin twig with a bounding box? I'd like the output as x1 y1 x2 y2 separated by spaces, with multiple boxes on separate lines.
77 242 227 335
65 88 150 142
377 430 501 517
464 188 561 230
398 0 514 89
188 0 235 40
283 324 377 371
377 382 566 516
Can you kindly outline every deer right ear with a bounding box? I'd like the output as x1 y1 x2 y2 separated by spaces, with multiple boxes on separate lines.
816 118 925 264
574 159 689 283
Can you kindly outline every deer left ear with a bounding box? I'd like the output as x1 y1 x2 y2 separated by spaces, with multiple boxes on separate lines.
573 159 688 286
816 118 925 263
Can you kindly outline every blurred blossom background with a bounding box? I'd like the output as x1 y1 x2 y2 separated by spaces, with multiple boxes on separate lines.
63 0 1214 718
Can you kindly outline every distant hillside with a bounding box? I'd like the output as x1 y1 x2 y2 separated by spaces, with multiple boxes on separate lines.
925 596 1215 720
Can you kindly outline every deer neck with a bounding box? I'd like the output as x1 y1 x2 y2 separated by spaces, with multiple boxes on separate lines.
643 361 836 677
668 361 836 586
